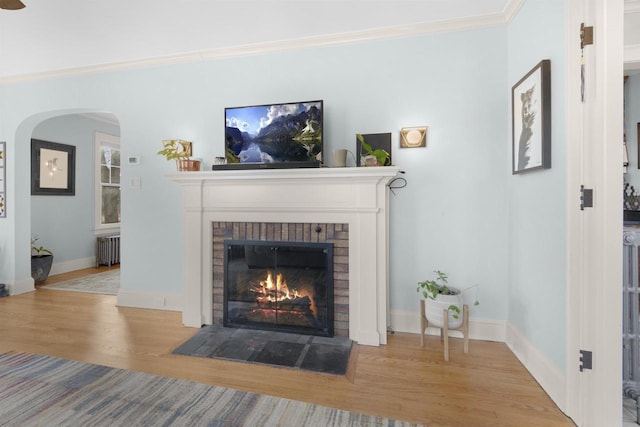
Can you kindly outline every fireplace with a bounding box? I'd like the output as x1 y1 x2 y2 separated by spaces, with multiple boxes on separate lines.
223 240 333 336
168 167 399 346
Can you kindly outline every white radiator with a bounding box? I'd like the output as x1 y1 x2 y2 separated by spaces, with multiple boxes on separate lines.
96 234 120 267
623 227 640 424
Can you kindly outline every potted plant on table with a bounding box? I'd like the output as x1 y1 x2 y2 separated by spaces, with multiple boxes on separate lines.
417 270 479 329
157 139 201 171
31 236 54 285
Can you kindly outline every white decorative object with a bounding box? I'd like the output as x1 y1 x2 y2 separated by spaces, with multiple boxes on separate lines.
424 292 464 329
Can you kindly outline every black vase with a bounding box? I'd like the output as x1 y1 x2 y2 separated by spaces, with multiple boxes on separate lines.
31 254 54 285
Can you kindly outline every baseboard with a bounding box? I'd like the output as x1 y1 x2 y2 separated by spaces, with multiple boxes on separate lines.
389 308 507 342
117 289 182 312
9 276 35 295
50 257 95 276
506 322 566 411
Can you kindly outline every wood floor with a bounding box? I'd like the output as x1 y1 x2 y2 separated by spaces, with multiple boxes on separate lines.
0 267 574 426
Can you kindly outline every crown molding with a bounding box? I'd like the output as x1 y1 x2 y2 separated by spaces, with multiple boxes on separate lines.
626 0 640 14
0 1 521 86
78 112 120 127
504 0 525 23
625 44 640 70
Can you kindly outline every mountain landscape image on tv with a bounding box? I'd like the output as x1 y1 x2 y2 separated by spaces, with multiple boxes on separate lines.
224 100 323 167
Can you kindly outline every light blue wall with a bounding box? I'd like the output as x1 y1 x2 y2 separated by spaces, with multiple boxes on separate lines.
625 74 640 190
1 26 508 322
31 115 120 264
507 0 567 371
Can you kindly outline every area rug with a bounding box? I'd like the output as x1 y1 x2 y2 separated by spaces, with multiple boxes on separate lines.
173 325 353 376
43 269 119 295
0 352 423 426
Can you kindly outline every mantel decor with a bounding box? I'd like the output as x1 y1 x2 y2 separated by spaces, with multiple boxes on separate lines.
512 59 551 174
31 139 76 196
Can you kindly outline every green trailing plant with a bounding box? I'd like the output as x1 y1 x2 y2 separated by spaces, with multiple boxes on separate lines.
31 236 53 257
157 139 191 161
357 134 390 166
417 270 480 319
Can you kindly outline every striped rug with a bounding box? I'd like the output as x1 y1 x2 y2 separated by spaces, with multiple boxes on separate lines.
42 269 119 295
0 352 424 426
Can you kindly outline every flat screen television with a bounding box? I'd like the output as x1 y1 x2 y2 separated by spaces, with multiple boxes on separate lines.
219 100 323 170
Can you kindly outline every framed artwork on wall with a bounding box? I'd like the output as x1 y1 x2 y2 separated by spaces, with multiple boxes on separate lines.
31 139 76 196
512 59 551 174
0 141 5 218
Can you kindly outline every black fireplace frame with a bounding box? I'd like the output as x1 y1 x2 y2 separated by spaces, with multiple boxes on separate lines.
222 239 334 337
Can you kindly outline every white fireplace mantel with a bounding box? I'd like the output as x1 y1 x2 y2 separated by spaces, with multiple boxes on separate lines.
169 166 401 346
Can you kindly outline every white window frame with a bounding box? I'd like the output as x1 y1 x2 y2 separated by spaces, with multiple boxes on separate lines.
94 131 121 235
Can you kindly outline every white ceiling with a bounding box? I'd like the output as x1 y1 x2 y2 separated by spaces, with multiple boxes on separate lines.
2 0 639 81
0 0 511 79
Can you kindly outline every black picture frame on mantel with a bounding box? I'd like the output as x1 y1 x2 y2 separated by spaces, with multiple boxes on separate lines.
512 59 551 174
356 132 392 167
31 139 76 196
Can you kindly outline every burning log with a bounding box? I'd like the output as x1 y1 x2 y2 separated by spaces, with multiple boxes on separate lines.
257 295 311 312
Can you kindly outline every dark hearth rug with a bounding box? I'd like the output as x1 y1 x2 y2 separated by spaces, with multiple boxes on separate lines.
173 326 353 376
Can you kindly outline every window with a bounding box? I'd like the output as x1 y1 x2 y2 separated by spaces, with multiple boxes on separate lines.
94 132 120 232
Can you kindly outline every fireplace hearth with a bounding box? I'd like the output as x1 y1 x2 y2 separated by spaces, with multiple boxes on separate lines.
224 240 334 337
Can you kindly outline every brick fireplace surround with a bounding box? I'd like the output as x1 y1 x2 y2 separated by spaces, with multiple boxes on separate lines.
212 221 350 337
169 166 400 346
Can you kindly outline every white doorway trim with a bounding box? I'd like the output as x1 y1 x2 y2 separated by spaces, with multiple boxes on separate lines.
565 0 624 425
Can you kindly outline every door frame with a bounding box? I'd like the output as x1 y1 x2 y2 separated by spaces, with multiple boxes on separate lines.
565 0 624 425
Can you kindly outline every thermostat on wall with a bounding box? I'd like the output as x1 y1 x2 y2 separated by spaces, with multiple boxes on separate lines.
128 156 141 165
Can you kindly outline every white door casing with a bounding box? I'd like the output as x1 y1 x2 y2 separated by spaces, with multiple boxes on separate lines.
565 0 623 425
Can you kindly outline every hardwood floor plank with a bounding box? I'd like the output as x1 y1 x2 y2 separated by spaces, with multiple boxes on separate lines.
0 269 574 426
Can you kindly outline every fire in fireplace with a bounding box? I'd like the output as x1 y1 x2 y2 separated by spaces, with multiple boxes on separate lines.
223 240 334 336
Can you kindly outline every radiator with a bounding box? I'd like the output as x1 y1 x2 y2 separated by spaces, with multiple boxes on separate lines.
96 234 120 267
623 227 640 424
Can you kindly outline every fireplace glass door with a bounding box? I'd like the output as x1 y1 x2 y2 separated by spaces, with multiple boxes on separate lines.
223 240 334 337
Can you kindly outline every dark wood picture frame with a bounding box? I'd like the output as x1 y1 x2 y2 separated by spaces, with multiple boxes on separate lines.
512 59 551 174
31 139 76 196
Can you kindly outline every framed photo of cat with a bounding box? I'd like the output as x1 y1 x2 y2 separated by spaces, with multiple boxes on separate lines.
512 59 551 174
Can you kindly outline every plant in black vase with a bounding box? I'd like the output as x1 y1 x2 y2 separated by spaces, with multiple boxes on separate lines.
31 236 54 285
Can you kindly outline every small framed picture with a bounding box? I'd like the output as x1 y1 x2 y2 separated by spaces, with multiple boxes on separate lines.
512 59 551 174
31 139 76 196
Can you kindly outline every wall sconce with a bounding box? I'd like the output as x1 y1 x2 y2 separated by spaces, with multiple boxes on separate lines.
400 127 427 148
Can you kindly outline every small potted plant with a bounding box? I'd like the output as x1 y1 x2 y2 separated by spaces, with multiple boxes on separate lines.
357 134 390 166
417 270 479 329
31 236 54 285
157 139 201 171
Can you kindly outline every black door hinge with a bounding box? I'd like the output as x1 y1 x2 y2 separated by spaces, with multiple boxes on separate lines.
580 349 593 372
580 185 593 210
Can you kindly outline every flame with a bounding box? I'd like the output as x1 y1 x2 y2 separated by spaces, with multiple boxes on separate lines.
253 270 315 315
258 271 302 302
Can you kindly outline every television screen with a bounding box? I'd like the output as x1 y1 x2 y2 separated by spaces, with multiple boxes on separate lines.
223 100 323 169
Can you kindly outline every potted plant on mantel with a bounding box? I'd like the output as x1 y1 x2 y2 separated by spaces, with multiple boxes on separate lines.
417 270 479 329
31 236 54 285
157 139 201 171
356 134 390 166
